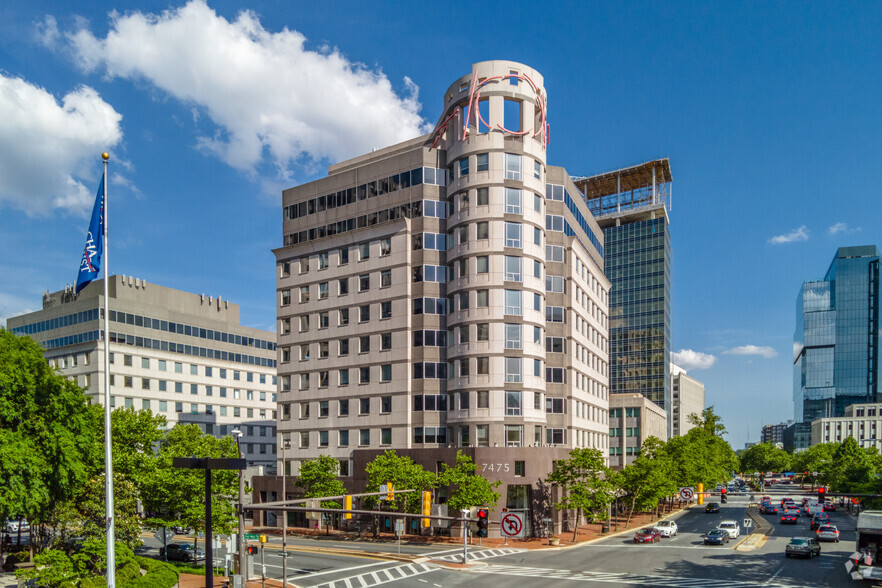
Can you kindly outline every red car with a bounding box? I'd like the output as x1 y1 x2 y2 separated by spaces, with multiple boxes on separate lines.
634 528 662 543
823 502 837 512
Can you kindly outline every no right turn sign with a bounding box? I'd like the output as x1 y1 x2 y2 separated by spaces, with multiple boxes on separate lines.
679 487 695 501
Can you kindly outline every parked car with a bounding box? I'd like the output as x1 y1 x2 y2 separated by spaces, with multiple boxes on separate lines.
171 526 191 535
159 543 204 562
704 529 730 545
785 537 821 558
761 505 778 515
653 521 678 537
811 514 831 530
705 502 721 514
816 525 840 542
718 520 740 538
634 528 662 543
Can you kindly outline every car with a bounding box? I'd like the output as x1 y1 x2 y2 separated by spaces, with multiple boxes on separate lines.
171 526 191 535
159 543 205 562
811 514 831 530
780 512 799 524
718 520 740 538
780 497 794 506
705 502 721 513
634 528 661 543
704 529 730 545
785 537 821 558
654 521 678 537
4 520 29 534
761 504 778 515
816 525 840 542
761 497 772 507
823 502 837 512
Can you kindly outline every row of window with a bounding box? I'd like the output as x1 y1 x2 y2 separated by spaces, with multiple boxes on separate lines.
609 427 641 437
451 152 540 182
105 373 274 401
283 270 393 304
297 427 391 448
106 394 272 420
107 331 275 368
281 239 392 277
283 166 447 221
108 353 274 384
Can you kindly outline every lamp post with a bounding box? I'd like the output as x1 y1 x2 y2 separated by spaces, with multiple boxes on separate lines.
281 439 290 587
231 428 246 580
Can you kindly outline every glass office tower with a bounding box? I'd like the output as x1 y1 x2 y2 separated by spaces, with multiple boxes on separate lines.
576 160 672 410
794 246 881 426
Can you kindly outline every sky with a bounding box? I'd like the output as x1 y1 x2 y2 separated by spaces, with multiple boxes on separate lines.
1 1 880 450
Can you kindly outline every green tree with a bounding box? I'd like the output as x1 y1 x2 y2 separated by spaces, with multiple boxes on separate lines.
790 442 837 488
437 451 502 511
828 437 876 492
738 443 791 475
0 329 102 555
364 450 436 513
547 448 615 542
77 474 142 548
141 424 239 553
616 437 676 526
666 407 738 488
297 455 348 509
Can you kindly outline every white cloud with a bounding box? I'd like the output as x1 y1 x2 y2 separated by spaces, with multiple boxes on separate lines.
671 349 716 371
60 1 429 181
828 222 860 235
768 225 809 244
0 73 123 214
724 345 778 359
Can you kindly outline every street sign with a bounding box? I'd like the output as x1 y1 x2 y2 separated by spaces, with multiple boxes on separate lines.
679 487 695 501
244 533 260 541
500 513 525 538
394 518 405 536
154 528 174 543
743 519 753 528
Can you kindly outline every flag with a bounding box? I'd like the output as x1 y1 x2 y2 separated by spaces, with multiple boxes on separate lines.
76 174 105 294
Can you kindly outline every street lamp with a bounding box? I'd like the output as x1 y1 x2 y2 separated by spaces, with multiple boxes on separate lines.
231 428 246 580
281 438 291 587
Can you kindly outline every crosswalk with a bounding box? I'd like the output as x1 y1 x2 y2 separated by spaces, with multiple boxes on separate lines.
466 564 799 587
313 562 436 588
433 547 526 563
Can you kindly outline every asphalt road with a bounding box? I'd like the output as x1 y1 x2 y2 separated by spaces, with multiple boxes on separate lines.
138 488 859 587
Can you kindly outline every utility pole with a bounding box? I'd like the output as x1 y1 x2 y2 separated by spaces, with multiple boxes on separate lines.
232 428 247 581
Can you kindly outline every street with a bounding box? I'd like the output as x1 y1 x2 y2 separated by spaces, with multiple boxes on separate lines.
137 490 859 587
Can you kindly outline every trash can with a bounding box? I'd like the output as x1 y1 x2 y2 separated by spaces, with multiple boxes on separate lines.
601 522 610 533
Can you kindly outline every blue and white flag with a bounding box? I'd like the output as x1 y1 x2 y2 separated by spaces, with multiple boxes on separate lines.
75 174 105 294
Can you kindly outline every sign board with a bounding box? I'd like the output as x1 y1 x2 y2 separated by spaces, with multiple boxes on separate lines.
431 504 449 528
244 533 260 541
500 513 525 538
679 487 695 501
154 528 175 543
394 519 405 536
743 519 753 528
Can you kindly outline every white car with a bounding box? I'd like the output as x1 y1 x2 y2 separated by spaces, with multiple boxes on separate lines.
718 520 740 539
653 520 678 537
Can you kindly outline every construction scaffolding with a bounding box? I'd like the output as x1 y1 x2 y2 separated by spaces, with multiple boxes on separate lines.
572 159 672 224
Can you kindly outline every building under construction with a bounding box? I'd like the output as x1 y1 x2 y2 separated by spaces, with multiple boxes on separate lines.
574 160 673 418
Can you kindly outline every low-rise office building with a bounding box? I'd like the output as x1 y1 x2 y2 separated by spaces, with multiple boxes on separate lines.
7 275 279 469
811 402 882 450
670 364 705 437
608 393 667 468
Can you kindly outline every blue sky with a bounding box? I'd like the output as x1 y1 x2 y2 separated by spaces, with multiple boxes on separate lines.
1 1 880 449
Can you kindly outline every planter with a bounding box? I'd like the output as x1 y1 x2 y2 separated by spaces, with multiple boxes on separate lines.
549 537 560 546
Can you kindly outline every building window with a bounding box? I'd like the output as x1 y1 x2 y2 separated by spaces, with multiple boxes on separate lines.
534 160 541 179
360 367 370 383
318 252 329 269
476 221 489 240
476 357 489 375
546 306 564 322
477 256 489 274
381 301 392 319
476 152 489 172
459 158 469 177
339 308 349 326
477 187 489 206
381 364 392 382
504 289 522 315
360 305 370 322
546 398 565 413
546 275 565 293
380 238 391 257
339 247 349 265
476 424 489 447
339 430 349 447
359 274 370 292
476 290 489 307
504 188 522 213
505 425 523 447
546 214 564 232
547 428 565 445
359 336 370 353
299 286 310 303
381 332 392 350
360 429 370 446
505 324 522 349
504 154 522 180
476 324 489 342
505 357 522 383
505 222 522 248
504 256 522 281
359 243 370 260
381 270 392 288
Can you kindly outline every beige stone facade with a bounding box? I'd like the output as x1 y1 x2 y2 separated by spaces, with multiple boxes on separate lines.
608 393 667 469
272 62 611 528
670 364 705 438
811 402 882 450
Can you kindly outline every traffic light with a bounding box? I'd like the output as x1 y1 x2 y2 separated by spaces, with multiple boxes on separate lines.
476 508 488 538
421 491 432 528
818 486 827 501
344 495 353 520
247 545 257 555
386 482 394 501
720 487 727 504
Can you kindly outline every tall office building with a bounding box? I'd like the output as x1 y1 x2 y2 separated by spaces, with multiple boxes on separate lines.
7 275 279 469
269 61 611 532
574 161 672 410
794 246 880 433
669 363 705 438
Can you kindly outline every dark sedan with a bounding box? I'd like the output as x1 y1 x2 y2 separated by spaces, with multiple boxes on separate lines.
811 514 831 530
785 537 821 559
761 505 778 515
705 502 721 513
159 543 204 562
704 529 730 545
780 512 798 524
634 528 661 543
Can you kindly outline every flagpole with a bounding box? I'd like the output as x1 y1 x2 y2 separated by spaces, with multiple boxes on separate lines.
101 152 116 587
